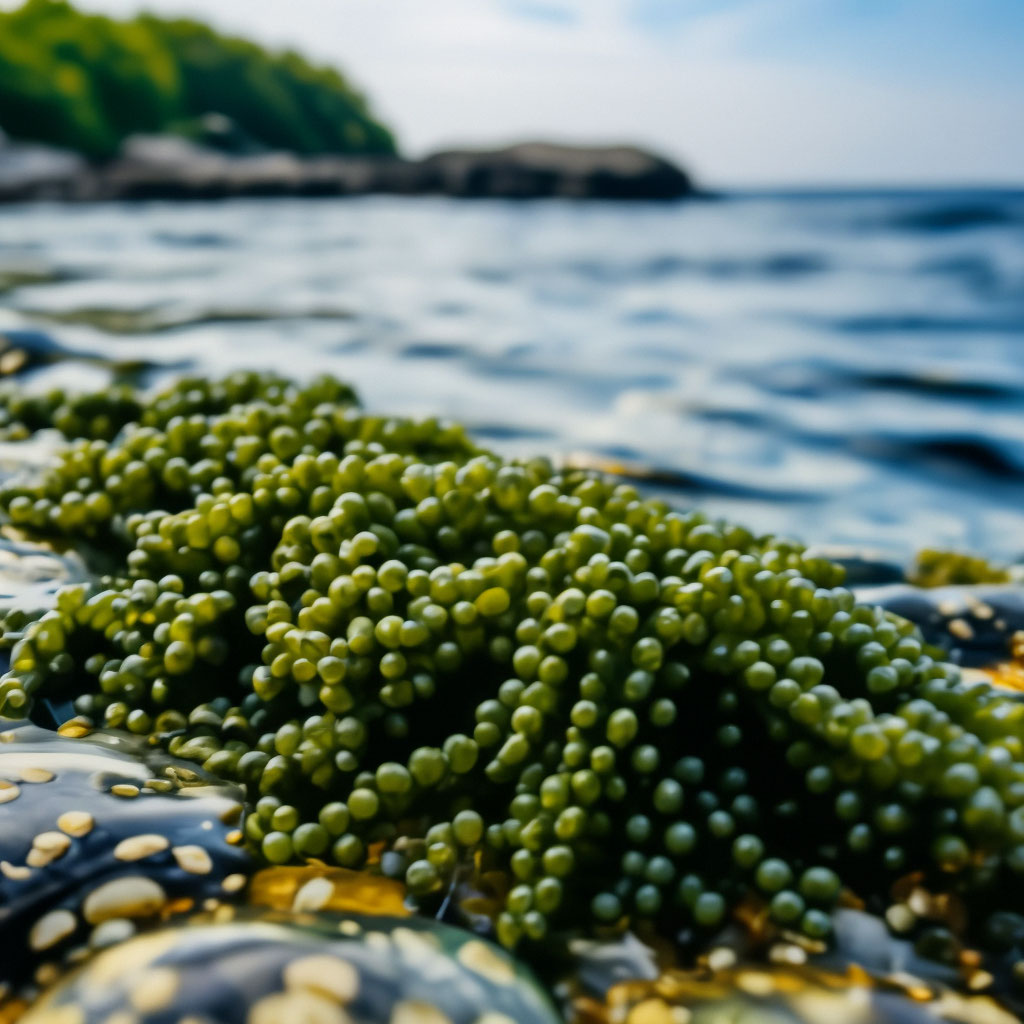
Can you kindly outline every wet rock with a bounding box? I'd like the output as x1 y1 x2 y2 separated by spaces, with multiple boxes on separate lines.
19 906 561 1024
0 329 82 378
247 864 408 918
0 537 89 619
592 961 1020 1024
0 717 250 994
0 327 158 388
0 534 93 689
855 583 1024 667
808 547 906 586
821 908 960 985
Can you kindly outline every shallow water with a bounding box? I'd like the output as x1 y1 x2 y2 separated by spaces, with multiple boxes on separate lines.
1 189 1022 559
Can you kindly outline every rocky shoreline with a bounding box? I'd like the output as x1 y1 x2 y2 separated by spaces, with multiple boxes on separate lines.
0 136 695 203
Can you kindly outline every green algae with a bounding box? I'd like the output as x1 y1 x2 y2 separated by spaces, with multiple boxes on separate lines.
0 372 1023 961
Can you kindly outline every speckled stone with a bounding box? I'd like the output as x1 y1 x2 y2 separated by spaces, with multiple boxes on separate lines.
18 908 560 1024
0 717 250 993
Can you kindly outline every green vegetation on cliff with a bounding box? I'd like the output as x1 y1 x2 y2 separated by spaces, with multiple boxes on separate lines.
0 0 396 159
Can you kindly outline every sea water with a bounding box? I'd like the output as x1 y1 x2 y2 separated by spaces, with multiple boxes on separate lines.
0 189 1022 560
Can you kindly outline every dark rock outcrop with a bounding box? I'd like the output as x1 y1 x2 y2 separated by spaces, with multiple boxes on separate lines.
417 142 693 199
0 136 696 202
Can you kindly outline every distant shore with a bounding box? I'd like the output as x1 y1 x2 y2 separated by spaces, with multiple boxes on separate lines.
0 137 696 203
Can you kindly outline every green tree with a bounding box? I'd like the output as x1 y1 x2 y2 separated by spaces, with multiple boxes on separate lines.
0 0 396 158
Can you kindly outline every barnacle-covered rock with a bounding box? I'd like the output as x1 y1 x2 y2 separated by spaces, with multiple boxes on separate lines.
18 906 561 1024
4 372 1024 966
0 716 250 996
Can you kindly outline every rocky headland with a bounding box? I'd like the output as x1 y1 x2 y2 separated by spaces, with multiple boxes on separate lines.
0 134 696 203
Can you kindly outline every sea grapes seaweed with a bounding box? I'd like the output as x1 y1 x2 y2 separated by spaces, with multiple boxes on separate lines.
2 371 1024 952
907 548 1012 589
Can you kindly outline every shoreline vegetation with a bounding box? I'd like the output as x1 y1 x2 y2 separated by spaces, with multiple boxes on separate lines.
0 0 395 159
0 0 695 202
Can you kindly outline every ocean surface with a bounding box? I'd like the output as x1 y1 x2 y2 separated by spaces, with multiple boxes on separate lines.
0 189 1022 562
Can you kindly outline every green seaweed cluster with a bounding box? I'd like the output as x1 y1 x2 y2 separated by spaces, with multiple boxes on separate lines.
2 372 1024 951
907 548 1012 589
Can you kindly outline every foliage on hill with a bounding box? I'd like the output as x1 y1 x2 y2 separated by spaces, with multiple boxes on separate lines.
0 0 397 159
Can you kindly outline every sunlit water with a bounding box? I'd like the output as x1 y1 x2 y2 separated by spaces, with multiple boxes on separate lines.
1 190 1023 560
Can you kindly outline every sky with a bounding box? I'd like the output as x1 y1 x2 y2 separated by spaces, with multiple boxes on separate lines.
70 0 1024 185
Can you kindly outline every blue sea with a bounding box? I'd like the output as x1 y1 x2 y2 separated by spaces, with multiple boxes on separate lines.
1 188 1022 562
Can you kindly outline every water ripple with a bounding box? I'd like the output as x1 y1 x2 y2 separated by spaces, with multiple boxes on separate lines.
0 190 1021 559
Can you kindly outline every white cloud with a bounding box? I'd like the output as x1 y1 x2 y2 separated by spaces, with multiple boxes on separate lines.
46 0 1024 183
